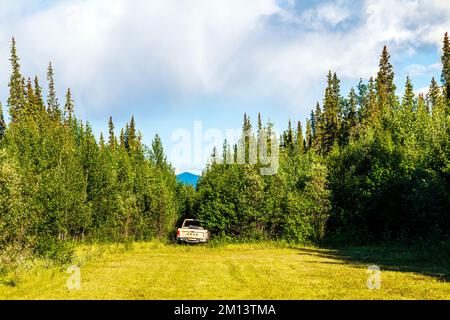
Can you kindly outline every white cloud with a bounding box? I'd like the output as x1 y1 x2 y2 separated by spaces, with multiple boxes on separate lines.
406 63 441 77
0 0 449 118
304 1 352 27
415 86 430 97
0 0 279 115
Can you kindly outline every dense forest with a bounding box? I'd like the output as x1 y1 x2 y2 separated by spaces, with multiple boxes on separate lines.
0 38 185 261
0 35 449 262
195 34 449 246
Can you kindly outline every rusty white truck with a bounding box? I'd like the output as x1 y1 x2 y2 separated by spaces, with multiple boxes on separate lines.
176 219 210 244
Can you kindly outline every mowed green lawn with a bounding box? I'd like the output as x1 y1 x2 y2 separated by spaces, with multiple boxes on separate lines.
1 242 449 300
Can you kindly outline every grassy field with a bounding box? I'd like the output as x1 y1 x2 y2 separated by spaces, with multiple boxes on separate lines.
0 242 449 300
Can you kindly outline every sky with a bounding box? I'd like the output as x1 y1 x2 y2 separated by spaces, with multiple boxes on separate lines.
0 0 449 174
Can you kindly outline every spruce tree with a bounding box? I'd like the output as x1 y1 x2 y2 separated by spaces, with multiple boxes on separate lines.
284 119 294 150
332 72 341 102
33 76 45 112
322 71 340 154
64 88 74 122
108 116 116 150
47 62 61 121
127 116 137 151
347 87 357 126
210 147 219 165
99 133 105 149
0 102 5 140
257 112 262 132
376 45 396 110
119 128 125 148
441 32 450 107
222 139 228 164
367 77 378 123
427 77 443 114
241 113 253 163
310 109 316 138
313 102 323 150
151 134 166 168
341 88 357 144
8 37 26 122
296 120 304 154
305 119 312 150
417 93 428 115
356 78 368 117
402 76 415 110
25 77 36 120
124 123 129 150
257 112 264 165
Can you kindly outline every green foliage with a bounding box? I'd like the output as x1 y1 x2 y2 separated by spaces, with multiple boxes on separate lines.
0 103 5 140
321 71 341 154
196 116 331 244
196 34 450 246
0 39 182 262
7 37 26 122
441 32 450 105
376 45 397 111
1 33 449 265
325 61 449 244
46 62 61 122
0 149 26 247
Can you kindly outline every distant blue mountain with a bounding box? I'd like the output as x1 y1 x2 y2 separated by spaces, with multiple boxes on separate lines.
176 172 200 187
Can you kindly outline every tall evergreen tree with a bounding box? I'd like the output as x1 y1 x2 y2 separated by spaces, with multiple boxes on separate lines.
376 45 396 110
127 116 137 152
321 71 340 154
0 102 5 140
402 76 415 110
222 139 228 164
417 93 428 115
8 37 26 122
427 77 443 114
240 113 254 164
47 62 61 121
210 147 219 165
341 88 357 145
347 87 357 126
64 88 74 122
119 128 125 148
123 123 129 150
242 113 252 133
24 77 36 120
99 133 105 149
313 102 323 150
310 109 316 138
151 134 166 168
108 116 116 150
356 78 368 121
33 76 45 112
257 112 263 132
296 120 304 154
233 143 238 164
305 119 312 150
441 32 450 107
367 77 378 122
284 119 294 150
256 113 265 165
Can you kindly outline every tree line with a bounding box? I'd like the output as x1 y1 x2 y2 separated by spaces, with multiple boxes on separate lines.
194 35 449 245
0 38 186 261
0 35 449 262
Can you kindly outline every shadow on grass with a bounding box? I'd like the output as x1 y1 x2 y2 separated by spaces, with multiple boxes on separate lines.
294 246 450 282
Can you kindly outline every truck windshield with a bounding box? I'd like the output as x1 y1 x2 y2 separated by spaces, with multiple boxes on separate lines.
183 220 202 229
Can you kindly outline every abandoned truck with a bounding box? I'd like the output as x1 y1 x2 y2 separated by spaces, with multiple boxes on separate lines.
176 219 210 244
